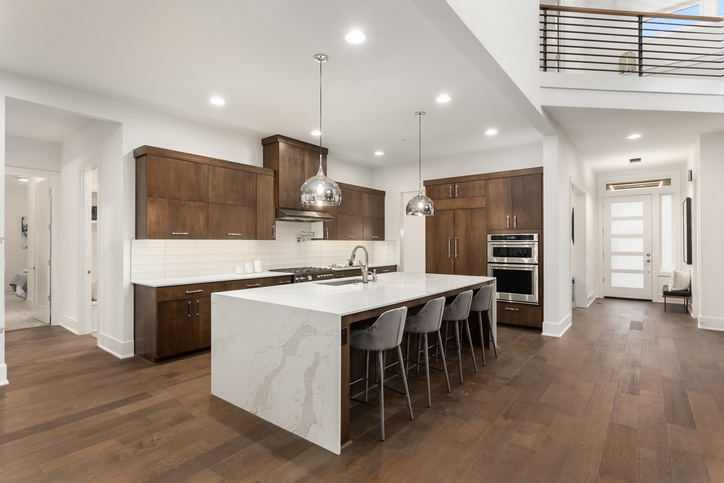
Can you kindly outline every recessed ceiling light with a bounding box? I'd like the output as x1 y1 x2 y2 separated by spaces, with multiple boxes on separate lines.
311 130 321 136
16 176 28 182
209 97 225 105
345 31 366 44
627 133 642 139
374 151 384 156
485 129 498 135
436 94 451 103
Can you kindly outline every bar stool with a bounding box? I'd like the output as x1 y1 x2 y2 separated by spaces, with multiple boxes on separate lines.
441 290 476 384
350 306 413 441
471 285 498 366
403 297 451 407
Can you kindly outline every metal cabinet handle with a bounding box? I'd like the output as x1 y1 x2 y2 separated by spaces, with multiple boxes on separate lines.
186 289 203 294
227 233 242 236
188 301 192 318
507 216 510 229
514 215 517 229
455 185 459 198
172 232 189 236
505 307 519 312
455 237 458 258
272 225 276 239
371 236 379 239
197 300 200 316
278 280 291 285
449 185 453 198
448 237 452 258
346 235 356 238
325 227 329 239
247 283 261 288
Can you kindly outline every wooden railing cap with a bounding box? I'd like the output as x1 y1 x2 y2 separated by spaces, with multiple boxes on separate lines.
540 4 723 22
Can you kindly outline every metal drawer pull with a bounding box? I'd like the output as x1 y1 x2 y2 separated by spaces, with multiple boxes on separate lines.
371 236 379 239
188 301 192 317
278 280 291 284
227 233 242 236
197 300 200 316
172 232 189 236
514 215 517 229
448 237 452 258
455 237 458 258
247 283 261 288
186 289 203 294
325 227 329 239
505 307 520 312
455 184 458 197
449 185 452 198
346 235 356 238
506 215 510 228
272 225 276 239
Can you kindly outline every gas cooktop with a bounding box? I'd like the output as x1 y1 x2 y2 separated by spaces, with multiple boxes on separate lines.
270 267 335 283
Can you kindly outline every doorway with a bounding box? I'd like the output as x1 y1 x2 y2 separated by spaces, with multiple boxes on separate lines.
83 166 99 337
603 194 653 300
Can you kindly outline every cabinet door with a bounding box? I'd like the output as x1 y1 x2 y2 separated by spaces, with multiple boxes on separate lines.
277 143 306 210
147 198 208 239
425 184 453 201
363 217 385 241
208 203 256 239
195 297 212 350
454 180 486 199
157 299 198 358
425 210 454 274
323 206 338 240
511 174 542 230
209 166 256 206
454 208 487 276
147 156 208 202
363 193 385 218
486 177 512 231
337 214 364 240
338 188 363 215
256 174 276 240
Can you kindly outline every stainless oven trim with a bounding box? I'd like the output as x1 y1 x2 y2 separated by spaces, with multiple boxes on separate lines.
487 241 539 264
487 263 539 305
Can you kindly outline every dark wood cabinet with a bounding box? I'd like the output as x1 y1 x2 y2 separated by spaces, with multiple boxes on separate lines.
157 296 210 359
135 146 275 240
338 187 363 215
338 214 364 240
485 177 512 231
334 265 397 278
363 193 385 218
225 276 292 291
425 210 454 275
317 182 385 241
364 217 384 241
425 209 485 276
486 174 542 231
425 180 485 202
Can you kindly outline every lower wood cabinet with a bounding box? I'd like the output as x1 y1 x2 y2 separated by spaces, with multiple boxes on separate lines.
496 301 542 329
334 265 397 278
225 276 292 291
157 296 211 359
425 208 486 276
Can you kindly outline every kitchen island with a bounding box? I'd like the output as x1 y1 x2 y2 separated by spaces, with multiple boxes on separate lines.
211 272 495 454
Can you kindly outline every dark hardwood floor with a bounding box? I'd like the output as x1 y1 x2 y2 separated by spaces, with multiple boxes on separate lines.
1 298 723 482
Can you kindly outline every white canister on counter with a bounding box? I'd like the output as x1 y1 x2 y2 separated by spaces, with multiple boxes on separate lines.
235 265 244 275
254 259 263 273
244 261 254 274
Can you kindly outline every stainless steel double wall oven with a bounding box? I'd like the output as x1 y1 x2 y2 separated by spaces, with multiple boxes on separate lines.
487 234 539 305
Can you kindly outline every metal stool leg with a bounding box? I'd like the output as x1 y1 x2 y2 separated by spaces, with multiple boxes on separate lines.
477 311 486 366
405 333 410 376
416 335 422 374
364 350 370 402
378 350 385 441
486 311 498 358
464 318 478 373
454 320 463 384
397 345 414 420
423 333 431 407
437 329 452 393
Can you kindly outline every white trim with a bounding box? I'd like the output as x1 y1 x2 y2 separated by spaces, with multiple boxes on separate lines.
98 332 134 359
542 313 572 338
698 316 724 332
0 363 7 386
586 290 598 308
60 314 79 334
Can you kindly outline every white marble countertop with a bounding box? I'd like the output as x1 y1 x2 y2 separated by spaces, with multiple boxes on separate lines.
214 272 494 316
132 271 294 288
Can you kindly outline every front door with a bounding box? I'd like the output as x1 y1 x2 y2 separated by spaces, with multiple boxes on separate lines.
603 194 652 300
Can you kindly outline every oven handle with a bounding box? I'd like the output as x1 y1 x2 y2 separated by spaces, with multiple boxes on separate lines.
488 263 538 270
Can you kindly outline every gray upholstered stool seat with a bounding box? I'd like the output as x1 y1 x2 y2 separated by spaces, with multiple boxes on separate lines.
470 285 498 366
350 306 413 441
441 290 477 384
403 297 451 407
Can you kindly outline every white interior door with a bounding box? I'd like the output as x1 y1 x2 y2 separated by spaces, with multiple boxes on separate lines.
603 194 652 300
33 180 51 323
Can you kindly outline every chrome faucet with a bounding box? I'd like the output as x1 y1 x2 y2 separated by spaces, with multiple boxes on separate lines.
350 245 372 283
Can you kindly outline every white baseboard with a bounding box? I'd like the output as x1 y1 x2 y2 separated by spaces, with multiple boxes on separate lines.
586 290 598 308
98 332 134 359
542 313 572 338
698 315 724 332
60 314 79 335
0 363 7 386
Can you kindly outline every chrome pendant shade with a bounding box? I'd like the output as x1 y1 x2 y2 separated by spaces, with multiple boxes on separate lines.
301 53 342 208
406 111 435 216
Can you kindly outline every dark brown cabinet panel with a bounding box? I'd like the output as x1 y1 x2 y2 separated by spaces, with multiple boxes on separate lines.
157 298 207 359
146 156 208 202
146 198 208 239
363 193 385 218
322 206 338 240
363 217 385 241
225 276 292 291
338 188 363 215
209 166 256 206
256 174 276 240
453 208 486 276
455 180 486 199
426 184 454 201
277 143 306 210
497 301 542 329
157 282 225 303
486 177 512 231
511 174 542 230
338 214 364 240
425 210 454 275
208 203 256 239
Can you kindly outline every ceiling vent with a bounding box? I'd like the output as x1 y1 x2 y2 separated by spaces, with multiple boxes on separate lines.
629 158 642 163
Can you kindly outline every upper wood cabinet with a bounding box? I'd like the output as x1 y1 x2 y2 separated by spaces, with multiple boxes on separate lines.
363 192 385 218
487 174 542 231
135 146 275 240
262 135 327 212
426 180 485 202
331 183 386 241
486 177 512 231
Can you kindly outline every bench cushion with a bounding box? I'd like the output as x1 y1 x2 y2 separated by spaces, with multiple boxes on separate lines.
663 284 691 297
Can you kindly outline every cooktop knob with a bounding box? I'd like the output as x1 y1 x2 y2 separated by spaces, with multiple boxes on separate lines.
307 275 312 281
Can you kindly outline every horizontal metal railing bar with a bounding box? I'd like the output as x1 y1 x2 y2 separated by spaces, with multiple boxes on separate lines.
539 42 724 56
539 50 724 63
540 4 723 22
539 57 724 70
542 13 723 27
539 65 724 77
540 27 723 41
546 35 722 49
543 20 724 35
543 15 724 31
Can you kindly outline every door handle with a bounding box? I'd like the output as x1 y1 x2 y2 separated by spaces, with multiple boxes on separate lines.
507 215 510 228
272 225 276 239
449 185 453 198
246 283 261 288
172 232 189 236
455 185 459 198
197 300 200 316
455 237 459 258
514 215 517 229
185 289 203 294
448 237 452 258
188 301 192 318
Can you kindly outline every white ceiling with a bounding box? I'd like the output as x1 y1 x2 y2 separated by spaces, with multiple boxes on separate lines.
5 174 30 187
545 106 724 172
0 0 542 167
5 98 95 143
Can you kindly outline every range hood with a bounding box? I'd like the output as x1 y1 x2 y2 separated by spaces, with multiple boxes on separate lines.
276 208 334 223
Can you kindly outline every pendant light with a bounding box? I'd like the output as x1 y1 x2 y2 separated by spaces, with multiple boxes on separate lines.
301 53 342 208
406 111 435 216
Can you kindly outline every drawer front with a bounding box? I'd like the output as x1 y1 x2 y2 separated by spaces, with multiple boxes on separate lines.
496 302 542 329
375 265 397 274
335 269 362 279
157 282 226 302
226 276 292 291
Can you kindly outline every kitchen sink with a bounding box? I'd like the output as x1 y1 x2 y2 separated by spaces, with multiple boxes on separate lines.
319 278 364 286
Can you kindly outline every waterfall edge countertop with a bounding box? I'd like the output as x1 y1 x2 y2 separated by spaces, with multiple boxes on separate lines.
211 272 496 455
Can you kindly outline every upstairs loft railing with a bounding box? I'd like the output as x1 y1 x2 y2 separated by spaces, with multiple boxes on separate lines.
540 4 724 78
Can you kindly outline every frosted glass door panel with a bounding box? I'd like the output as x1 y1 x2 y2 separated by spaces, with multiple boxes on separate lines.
611 219 644 235
611 238 644 253
611 202 643 218
611 272 644 289
611 255 644 271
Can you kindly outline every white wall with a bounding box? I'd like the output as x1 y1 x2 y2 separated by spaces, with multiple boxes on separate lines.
4 183 27 291
6 135 61 172
686 143 700 317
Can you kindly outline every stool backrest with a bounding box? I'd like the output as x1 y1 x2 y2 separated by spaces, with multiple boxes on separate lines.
367 306 409 350
471 285 494 312
411 297 446 333
443 290 473 321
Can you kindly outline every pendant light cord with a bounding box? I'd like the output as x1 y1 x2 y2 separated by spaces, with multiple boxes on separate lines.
319 58 323 170
418 112 423 193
